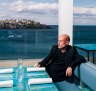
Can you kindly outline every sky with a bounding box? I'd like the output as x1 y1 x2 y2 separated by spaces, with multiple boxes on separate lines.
0 0 58 25
0 0 96 25
74 0 96 25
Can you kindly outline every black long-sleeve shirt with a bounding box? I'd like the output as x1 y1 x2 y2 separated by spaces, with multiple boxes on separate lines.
39 45 86 82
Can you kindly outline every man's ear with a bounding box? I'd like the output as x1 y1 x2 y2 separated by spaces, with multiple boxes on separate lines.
66 41 70 45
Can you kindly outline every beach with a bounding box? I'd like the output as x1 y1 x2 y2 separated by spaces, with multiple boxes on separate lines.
0 59 41 68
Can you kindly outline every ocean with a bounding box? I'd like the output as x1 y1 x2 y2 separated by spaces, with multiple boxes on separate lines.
0 25 96 60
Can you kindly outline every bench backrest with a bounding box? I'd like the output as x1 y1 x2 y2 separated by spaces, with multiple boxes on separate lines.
74 62 96 91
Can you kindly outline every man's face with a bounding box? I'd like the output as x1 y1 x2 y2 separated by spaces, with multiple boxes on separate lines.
58 36 69 49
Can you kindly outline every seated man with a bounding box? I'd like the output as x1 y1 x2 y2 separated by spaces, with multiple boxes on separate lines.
34 34 86 83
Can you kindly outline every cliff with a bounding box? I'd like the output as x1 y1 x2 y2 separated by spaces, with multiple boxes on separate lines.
0 19 50 29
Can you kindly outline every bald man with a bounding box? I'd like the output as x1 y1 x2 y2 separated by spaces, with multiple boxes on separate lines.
34 34 86 82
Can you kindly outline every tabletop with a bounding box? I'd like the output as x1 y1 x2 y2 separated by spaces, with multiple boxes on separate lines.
0 67 58 91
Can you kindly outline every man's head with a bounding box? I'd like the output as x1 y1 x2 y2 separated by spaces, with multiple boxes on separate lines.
58 34 70 49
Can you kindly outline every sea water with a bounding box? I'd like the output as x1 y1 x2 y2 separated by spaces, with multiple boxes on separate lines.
0 25 96 60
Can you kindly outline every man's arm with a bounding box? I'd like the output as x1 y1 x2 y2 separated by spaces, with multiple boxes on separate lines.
68 47 86 70
34 45 56 67
66 47 86 77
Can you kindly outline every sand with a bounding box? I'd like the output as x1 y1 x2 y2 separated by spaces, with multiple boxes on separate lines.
0 59 42 68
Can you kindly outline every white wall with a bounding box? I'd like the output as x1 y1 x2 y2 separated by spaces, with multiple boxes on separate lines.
59 0 73 45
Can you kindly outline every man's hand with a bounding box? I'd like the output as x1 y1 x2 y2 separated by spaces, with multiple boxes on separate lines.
66 67 72 77
34 63 40 68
